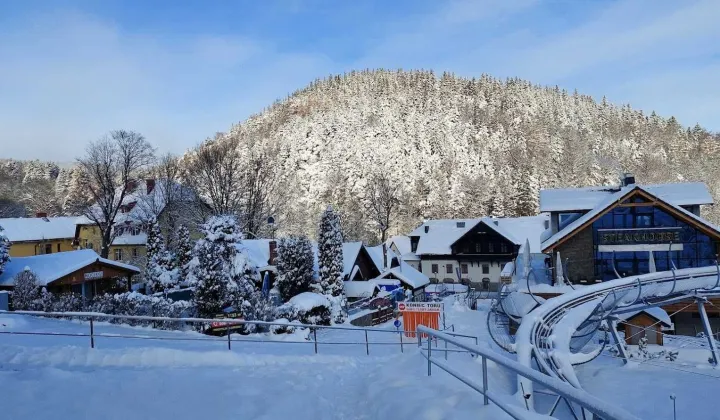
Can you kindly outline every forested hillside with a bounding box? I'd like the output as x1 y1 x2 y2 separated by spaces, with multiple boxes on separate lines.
206 70 720 241
4 70 719 244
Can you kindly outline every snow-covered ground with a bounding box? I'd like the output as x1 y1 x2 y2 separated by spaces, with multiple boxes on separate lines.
0 299 522 420
3 298 719 419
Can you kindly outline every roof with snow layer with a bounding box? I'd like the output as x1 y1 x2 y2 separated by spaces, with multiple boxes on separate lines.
0 249 140 287
541 184 720 252
617 307 672 328
0 216 77 242
407 216 549 256
539 182 713 213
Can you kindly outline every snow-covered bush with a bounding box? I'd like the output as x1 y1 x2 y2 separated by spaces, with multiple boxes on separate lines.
0 225 10 275
317 206 347 323
269 318 296 335
88 292 194 330
275 235 315 302
11 268 40 310
278 292 331 326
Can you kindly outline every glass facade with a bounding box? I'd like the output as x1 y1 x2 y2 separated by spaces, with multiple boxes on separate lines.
592 198 719 281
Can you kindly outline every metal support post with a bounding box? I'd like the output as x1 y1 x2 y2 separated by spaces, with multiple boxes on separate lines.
365 330 369 355
400 331 404 353
227 327 231 350
427 335 432 376
697 298 720 365
482 356 489 405
89 318 95 349
313 329 318 354
444 337 448 360
417 331 422 347
608 319 629 364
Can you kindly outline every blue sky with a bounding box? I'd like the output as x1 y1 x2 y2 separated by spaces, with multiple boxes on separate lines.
1 0 718 161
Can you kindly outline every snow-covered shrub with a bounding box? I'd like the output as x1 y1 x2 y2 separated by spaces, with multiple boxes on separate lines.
11 268 41 310
279 292 331 326
269 318 296 335
317 206 347 323
0 225 10 276
87 292 194 330
275 235 315 302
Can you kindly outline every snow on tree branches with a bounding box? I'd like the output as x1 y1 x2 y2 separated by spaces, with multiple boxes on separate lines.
275 235 315 302
145 218 179 294
317 206 347 323
0 225 10 275
174 225 194 282
11 269 40 310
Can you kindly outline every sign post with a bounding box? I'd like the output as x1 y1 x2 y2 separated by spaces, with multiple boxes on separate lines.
397 302 442 338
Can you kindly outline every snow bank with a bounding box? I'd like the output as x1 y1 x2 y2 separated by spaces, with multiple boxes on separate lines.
288 292 330 312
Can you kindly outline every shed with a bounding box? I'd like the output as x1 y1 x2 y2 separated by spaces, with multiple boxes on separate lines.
617 307 672 345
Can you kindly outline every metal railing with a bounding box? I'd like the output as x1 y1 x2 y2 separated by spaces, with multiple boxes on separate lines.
0 310 478 356
417 325 641 420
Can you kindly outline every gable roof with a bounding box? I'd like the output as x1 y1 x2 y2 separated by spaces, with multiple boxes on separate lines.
0 216 77 242
407 216 550 256
541 185 720 252
539 182 713 213
0 249 140 287
617 307 672 328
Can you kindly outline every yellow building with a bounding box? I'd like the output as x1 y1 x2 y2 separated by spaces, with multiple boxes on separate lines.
0 215 77 257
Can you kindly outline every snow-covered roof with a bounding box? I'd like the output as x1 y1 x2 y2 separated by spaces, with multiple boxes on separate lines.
237 239 273 270
377 263 429 289
111 233 148 246
386 235 418 260
0 249 140 287
542 185 720 251
617 307 672 328
502 292 545 319
0 216 77 242
343 279 401 298
77 179 196 225
408 219 480 255
342 242 363 276
539 182 713 213
406 215 549 256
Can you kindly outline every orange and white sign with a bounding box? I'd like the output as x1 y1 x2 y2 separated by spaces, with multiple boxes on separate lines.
398 302 442 338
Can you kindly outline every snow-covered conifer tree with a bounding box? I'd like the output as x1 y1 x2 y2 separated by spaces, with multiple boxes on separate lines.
145 218 164 264
275 235 315 302
317 206 347 323
174 225 194 282
191 215 245 318
144 218 179 294
12 269 40 310
0 225 10 275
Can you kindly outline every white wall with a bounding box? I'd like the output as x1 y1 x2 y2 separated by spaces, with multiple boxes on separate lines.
419 259 506 284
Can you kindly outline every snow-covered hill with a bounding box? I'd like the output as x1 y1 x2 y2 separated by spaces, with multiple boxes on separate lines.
204 70 720 241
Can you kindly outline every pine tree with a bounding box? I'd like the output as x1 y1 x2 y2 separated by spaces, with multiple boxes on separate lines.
12 269 40 310
144 218 179 294
275 235 315 302
174 225 194 282
317 206 347 323
0 225 10 276
191 215 245 319
145 218 165 264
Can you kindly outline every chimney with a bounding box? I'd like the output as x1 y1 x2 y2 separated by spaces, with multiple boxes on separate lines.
424 225 430 234
621 173 636 187
269 240 278 265
146 179 156 194
125 180 137 192
544 219 550 230
36 212 48 218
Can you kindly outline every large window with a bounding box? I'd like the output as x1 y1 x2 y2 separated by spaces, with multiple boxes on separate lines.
593 203 718 281
114 248 123 261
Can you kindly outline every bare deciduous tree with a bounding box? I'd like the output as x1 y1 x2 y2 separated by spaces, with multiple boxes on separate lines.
365 172 401 246
76 130 155 258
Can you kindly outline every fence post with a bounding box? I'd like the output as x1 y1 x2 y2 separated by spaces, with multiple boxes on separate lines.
417 331 422 347
444 336 448 360
365 330 369 355
89 317 95 349
427 334 432 376
482 355 489 405
227 325 231 350
400 331 404 353
313 328 318 354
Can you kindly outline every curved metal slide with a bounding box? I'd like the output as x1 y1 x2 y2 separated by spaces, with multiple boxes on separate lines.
514 264 720 409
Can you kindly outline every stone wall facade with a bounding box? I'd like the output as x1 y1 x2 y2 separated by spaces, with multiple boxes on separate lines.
555 226 595 283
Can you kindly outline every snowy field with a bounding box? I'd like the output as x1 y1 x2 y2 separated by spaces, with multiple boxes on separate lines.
2 297 720 419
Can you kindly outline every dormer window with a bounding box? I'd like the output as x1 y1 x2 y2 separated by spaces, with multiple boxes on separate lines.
456 221 465 228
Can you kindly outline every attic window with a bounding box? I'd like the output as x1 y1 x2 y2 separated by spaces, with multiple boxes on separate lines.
456 222 466 228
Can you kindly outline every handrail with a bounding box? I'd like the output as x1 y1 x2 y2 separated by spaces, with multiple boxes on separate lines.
417 325 641 420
